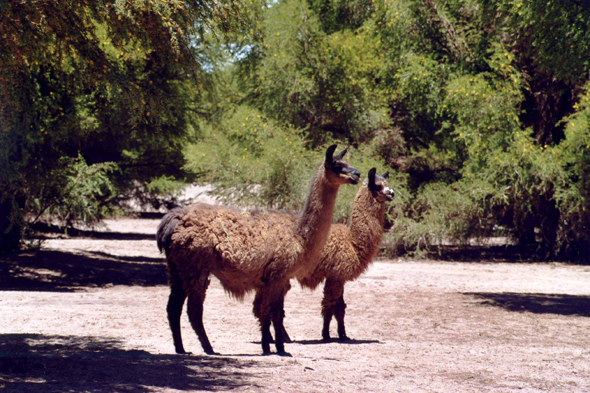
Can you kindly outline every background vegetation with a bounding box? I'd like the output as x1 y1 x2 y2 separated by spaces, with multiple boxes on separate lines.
2 0 590 261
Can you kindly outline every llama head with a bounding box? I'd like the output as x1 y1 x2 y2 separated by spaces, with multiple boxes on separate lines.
368 167 394 202
324 144 361 185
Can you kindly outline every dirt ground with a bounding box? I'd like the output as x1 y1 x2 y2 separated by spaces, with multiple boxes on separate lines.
1 218 590 392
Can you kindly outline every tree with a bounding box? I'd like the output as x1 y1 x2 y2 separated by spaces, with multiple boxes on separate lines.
0 0 249 251
230 0 590 260
375 0 590 258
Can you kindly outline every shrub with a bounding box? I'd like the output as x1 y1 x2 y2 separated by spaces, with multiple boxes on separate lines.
185 105 408 223
29 154 118 228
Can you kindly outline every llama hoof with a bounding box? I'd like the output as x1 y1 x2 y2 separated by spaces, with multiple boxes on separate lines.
176 349 192 355
338 336 351 343
276 351 292 357
322 335 331 343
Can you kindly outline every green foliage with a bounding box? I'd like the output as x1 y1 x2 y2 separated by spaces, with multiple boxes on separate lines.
4 0 590 260
29 154 118 227
394 76 590 259
185 104 407 223
386 178 500 256
391 53 455 164
481 0 590 83
186 106 317 210
0 0 252 250
549 84 590 258
250 0 389 145
232 0 590 260
308 0 375 34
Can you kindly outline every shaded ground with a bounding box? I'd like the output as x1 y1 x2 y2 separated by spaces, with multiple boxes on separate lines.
1 218 590 392
0 334 256 393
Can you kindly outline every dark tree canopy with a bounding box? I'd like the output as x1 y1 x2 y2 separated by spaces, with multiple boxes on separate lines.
0 0 250 251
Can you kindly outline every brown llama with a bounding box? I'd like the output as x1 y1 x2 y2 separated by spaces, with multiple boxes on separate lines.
295 168 394 342
156 145 360 355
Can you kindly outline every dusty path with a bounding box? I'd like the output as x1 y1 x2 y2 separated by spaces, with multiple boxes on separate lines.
1 218 589 392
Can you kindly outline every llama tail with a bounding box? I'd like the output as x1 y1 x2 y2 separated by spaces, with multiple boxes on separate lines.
156 207 187 256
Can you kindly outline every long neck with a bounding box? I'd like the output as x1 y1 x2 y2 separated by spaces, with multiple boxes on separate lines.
349 186 387 266
296 163 339 264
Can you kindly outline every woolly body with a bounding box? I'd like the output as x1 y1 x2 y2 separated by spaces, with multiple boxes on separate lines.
170 205 302 299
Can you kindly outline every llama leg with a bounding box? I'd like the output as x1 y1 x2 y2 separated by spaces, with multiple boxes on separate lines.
277 281 293 343
334 291 350 342
321 279 344 342
271 304 286 355
321 309 333 342
279 305 293 344
260 316 273 355
186 273 216 355
270 287 292 356
266 298 293 344
255 285 290 355
254 289 273 355
265 304 292 344
167 276 188 354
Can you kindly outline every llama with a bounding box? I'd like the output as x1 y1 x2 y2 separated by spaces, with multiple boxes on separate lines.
156 145 360 355
296 168 394 342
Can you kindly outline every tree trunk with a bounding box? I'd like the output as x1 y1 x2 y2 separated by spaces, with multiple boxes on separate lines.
0 196 23 253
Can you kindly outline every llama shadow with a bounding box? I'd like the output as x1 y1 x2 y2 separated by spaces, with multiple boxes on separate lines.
0 334 258 393
0 249 167 292
466 292 590 317
294 338 382 345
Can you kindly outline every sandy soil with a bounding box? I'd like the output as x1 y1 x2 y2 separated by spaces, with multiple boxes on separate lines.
1 218 590 392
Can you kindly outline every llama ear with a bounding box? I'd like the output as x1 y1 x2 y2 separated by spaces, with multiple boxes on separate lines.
368 167 377 190
325 144 337 165
382 171 390 179
334 147 348 160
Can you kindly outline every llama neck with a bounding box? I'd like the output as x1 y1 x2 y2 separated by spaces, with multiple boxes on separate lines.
349 186 387 266
296 164 339 264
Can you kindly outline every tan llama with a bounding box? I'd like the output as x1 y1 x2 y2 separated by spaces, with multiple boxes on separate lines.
156 145 360 355
296 168 394 341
